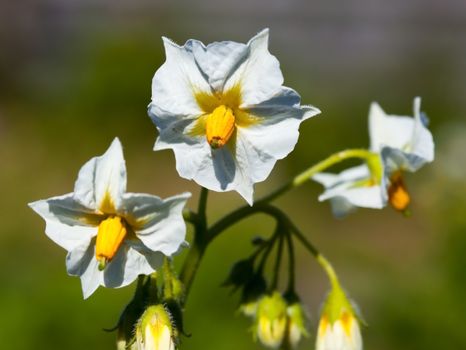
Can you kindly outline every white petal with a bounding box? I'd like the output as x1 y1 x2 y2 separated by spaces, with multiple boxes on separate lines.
191 39 248 92
224 29 284 106
410 97 435 163
149 37 210 120
122 192 191 256
29 194 98 251
103 243 163 289
66 242 101 299
313 165 386 217
327 197 358 219
239 87 320 159
313 165 370 189
313 173 339 188
368 102 414 153
73 138 127 212
201 146 254 204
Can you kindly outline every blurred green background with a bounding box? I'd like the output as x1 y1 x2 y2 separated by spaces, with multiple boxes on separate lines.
1 0 465 349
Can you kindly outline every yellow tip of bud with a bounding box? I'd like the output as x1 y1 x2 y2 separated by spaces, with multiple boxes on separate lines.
388 172 411 212
205 105 235 149
95 216 128 268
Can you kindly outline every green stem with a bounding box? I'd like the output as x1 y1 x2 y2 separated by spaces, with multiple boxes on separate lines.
197 187 209 225
289 223 340 289
179 187 209 301
162 258 173 299
258 148 375 204
270 230 285 290
257 230 278 275
179 238 206 300
284 231 296 295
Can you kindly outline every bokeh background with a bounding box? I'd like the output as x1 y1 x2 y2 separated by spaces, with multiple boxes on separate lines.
1 0 465 349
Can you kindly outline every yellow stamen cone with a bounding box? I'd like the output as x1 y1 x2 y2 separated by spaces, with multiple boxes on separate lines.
388 172 410 212
96 216 127 270
205 105 235 149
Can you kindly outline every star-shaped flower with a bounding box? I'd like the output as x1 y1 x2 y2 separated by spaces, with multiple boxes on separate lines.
148 29 320 205
29 138 190 298
314 97 434 216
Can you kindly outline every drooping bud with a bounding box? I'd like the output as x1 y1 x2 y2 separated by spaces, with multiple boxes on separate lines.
316 285 362 350
388 171 410 212
115 299 145 350
95 216 127 270
254 292 288 349
285 302 309 348
222 259 255 288
239 273 267 318
205 105 235 148
136 305 176 350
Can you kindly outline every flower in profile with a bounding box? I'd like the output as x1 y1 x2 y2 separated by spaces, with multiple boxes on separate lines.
369 97 434 212
316 286 362 350
148 29 320 205
136 305 176 350
254 292 288 348
313 97 434 216
29 138 190 298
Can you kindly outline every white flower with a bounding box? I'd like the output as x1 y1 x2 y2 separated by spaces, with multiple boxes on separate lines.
148 29 320 205
29 138 190 298
314 97 434 215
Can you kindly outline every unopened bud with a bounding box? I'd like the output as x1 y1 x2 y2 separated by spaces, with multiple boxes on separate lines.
254 292 288 349
286 302 309 348
316 286 362 350
136 305 176 350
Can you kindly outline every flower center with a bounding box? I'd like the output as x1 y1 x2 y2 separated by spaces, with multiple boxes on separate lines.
388 171 410 212
205 105 235 149
95 216 127 270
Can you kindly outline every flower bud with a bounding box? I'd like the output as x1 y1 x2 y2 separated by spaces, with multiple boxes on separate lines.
316 286 362 350
239 273 266 318
222 259 255 288
286 302 309 348
254 292 288 349
136 305 176 350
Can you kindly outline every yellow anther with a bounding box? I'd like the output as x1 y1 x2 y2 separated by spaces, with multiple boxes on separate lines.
95 216 127 270
388 171 410 212
205 105 235 149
